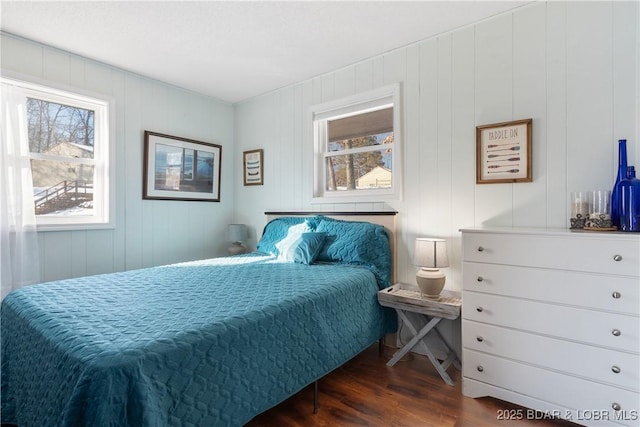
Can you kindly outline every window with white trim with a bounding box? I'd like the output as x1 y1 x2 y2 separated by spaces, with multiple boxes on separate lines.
1 77 112 230
311 84 401 202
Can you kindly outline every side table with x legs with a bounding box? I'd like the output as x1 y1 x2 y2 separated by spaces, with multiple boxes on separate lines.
378 283 462 385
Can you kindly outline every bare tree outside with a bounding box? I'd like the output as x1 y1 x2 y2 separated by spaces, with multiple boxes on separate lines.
27 98 94 154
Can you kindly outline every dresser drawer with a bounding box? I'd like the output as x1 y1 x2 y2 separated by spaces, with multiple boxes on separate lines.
463 292 639 353
463 262 639 315
462 232 639 276
463 350 640 426
463 320 639 391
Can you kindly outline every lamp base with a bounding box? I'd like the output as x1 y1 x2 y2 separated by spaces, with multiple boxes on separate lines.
416 268 446 299
228 242 245 256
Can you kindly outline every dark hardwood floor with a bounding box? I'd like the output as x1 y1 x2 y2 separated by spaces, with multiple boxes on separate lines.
246 344 576 427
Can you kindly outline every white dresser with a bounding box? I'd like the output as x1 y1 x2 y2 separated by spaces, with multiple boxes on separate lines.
460 227 640 427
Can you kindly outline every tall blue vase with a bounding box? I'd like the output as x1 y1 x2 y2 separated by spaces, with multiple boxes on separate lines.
619 166 640 232
611 139 628 228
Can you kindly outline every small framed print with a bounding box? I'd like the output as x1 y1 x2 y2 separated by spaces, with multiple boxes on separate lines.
143 131 221 201
476 118 532 184
243 149 263 186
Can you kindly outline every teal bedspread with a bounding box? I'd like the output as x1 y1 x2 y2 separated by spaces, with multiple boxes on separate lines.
1 254 395 426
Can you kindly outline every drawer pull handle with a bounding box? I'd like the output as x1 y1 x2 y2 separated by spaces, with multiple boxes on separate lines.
477 366 484 372
613 254 623 262
476 306 484 313
476 276 484 282
612 329 621 337
477 246 485 252
612 291 621 299
612 403 621 411
611 366 621 374
476 336 484 342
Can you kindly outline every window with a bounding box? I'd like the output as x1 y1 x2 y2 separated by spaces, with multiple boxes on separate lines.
1 77 113 230
311 84 401 202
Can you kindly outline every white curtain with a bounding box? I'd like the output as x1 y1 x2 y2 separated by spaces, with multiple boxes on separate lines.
0 83 40 300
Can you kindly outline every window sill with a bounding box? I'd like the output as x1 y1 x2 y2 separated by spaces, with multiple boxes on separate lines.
36 221 115 232
311 191 400 204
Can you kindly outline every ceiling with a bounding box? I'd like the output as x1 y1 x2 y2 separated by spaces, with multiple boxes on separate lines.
1 1 530 104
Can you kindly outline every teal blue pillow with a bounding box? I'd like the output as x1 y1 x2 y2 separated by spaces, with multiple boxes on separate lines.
315 218 391 287
279 232 327 265
257 217 312 256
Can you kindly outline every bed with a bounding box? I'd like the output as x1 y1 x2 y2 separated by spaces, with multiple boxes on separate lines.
1 212 397 426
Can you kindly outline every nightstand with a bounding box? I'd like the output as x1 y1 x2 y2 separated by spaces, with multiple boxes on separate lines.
378 283 462 385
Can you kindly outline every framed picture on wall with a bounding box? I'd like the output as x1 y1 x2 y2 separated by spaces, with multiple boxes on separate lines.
243 149 263 186
143 131 222 201
476 118 532 184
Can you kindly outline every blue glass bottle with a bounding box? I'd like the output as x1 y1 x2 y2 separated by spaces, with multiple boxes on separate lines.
611 139 628 228
619 166 640 232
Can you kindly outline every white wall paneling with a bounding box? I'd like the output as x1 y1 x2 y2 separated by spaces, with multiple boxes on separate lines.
1 33 235 282
613 1 639 169
474 12 515 227
234 1 639 289
566 1 614 193
545 1 569 229
512 4 547 228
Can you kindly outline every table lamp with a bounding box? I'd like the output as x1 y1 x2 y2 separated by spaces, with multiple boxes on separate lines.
227 224 248 255
413 237 449 299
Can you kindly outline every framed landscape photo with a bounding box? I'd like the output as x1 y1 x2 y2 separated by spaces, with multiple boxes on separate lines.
143 131 221 201
476 118 532 184
243 149 263 186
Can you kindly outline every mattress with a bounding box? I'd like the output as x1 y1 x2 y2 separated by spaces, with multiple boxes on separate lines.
1 253 395 426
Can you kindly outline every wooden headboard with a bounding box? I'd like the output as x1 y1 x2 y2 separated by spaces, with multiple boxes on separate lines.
265 211 398 284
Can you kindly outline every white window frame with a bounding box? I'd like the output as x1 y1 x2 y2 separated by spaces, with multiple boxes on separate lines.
310 83 402 203
1 76 114 231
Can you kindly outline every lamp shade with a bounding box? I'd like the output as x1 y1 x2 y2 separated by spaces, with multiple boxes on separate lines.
226 224 247 243
413 238 449 268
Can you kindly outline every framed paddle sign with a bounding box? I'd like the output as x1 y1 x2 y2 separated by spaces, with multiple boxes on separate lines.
476 119 532 184
243 149 264 186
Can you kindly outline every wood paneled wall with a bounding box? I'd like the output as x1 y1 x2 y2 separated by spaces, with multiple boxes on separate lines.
1 33 235 282
234 2 639 288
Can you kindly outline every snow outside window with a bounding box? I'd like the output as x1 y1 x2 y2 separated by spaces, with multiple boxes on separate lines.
1 77 113 230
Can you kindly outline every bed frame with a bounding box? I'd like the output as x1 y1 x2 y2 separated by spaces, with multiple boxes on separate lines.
265 211 398 284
